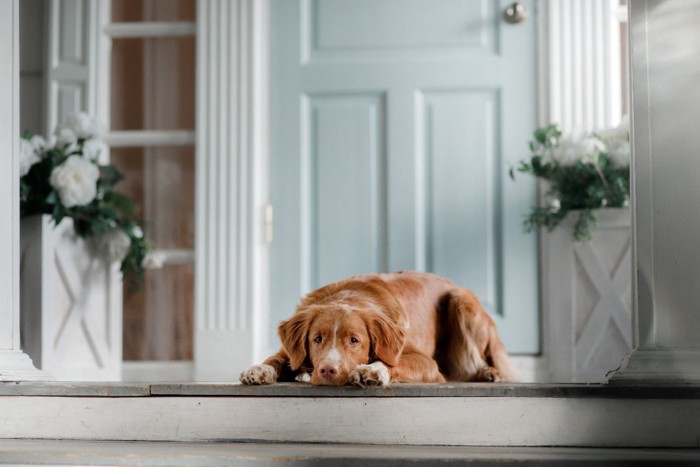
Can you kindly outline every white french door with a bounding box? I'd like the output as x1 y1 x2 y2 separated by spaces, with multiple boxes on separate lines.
44 0 198 379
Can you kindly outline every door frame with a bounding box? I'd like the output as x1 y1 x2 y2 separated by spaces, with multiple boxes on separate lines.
250 0 626 380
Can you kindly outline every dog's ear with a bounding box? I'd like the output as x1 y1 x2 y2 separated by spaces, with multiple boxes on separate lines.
278 309 314 371
364 311 406 367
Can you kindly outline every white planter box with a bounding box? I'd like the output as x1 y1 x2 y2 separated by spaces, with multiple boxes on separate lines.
543 208 632 383
19 216 122 381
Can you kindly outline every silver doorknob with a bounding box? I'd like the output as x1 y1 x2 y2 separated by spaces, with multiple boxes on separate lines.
504 2 528 24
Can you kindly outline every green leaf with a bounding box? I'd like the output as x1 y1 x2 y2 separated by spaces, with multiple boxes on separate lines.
573 209 597 242
99 164 124 188
104 191 136 216
533 128 548 145
51 203 65 224
45 190 58 205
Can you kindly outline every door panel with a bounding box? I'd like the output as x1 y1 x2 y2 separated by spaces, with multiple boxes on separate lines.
310 0 497 55
305 94 387 287
270 0 538 354
418 90 500 314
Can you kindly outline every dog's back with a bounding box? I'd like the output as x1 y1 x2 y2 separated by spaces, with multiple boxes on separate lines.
346 271 520 382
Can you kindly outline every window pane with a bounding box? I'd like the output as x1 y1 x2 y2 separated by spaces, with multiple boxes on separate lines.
110 146 195 250
123 264 194 361
112 0 196 23
112 146 195 362
111 37 195 131
110 0 197 364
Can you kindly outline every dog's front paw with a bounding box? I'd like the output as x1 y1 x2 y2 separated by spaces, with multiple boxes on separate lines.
476 366 502 383
240 364 277 385
295 371 311 383
349 362 391 388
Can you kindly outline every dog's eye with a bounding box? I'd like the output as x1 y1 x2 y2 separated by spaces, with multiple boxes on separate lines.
350 337 359 344
314 336 322 344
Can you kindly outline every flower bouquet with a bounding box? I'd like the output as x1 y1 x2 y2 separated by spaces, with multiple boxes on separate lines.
510 117 631 241
20 112 149 287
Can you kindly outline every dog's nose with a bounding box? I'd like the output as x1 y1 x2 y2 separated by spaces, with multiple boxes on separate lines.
318 363 338 380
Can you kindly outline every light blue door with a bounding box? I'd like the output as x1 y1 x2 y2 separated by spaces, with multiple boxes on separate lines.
270 0 539 354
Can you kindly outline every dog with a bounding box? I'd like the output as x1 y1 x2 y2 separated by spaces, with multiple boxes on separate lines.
240 271 519 387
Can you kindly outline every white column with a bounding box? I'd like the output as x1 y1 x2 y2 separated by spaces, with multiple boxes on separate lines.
609 0 700 383
539 0 622 131
194 0 270 381
0 0 48 381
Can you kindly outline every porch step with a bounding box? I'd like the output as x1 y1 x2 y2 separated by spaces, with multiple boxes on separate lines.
0 440 698 466
1 382 700 448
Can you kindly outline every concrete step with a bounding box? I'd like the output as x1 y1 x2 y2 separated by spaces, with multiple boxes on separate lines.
0 440 699 466
2 382 700 447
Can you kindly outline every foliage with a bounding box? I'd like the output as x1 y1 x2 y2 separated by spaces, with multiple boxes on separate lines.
20 113 150 289
510 121 631 242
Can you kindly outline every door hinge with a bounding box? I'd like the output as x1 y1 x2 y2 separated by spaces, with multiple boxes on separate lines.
264 203 274 245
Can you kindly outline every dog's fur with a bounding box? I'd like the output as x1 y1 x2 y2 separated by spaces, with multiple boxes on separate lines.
240 271 519 387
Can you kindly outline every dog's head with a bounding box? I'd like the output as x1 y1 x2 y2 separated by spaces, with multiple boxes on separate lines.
278 303 405 386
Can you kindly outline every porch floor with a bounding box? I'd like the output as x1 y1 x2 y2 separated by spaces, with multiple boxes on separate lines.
1 380 699 398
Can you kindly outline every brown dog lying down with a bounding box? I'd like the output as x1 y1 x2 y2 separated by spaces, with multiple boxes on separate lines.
240 271 519 387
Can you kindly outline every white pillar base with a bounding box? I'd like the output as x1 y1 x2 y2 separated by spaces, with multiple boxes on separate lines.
0 350 52 382
607 349 700 384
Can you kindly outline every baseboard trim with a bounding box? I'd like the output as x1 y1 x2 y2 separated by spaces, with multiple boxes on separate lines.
607 349 700 384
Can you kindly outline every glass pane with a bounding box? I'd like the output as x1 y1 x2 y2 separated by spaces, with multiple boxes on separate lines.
110 0 196 364
112 146 195 362
123 264 194 361
110 146 195 250
111 37 195 131
19 0 45 135
112 0 196 23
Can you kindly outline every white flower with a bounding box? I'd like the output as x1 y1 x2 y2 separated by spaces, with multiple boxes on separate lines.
54 127 78 147
29 135 46 151
20 139 41 176
94 229 131 263
544 131 606 166
598 116 631 167
81 138 105 161
56 112 104 140
132 225 144 239
605 139 630 167
549 198 561 212
142 251 164 269
49 155 100 207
